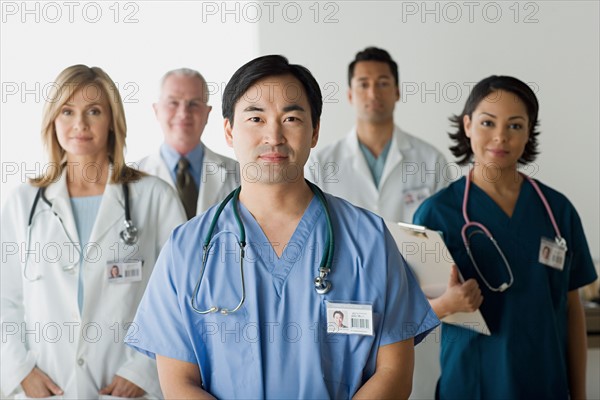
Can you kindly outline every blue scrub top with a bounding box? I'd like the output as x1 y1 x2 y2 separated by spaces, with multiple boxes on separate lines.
127 192 439 399
414 177 597 399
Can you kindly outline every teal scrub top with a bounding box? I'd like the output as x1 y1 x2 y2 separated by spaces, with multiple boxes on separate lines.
414 177 597 399
127 191 439 399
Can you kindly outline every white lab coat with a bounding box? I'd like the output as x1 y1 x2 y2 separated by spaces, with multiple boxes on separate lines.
308 125 447 400
135 144 240 215
306 125 448 223
0 168 186 399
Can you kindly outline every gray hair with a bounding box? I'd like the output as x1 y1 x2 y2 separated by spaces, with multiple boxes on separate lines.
159 68 210 103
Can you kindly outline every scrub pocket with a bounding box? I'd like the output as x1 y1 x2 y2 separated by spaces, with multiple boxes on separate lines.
318 302 379 398
192 308 260 396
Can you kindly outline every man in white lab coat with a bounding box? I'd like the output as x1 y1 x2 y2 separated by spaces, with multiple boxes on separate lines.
307 47 447 223
137 69 239 219
306 47 451 399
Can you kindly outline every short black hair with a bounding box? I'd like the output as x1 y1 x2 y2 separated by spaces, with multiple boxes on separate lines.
222 55 322 129
348 47 399 87
449 75 540 165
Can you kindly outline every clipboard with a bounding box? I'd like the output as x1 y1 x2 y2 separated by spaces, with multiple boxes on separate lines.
386 221 491 335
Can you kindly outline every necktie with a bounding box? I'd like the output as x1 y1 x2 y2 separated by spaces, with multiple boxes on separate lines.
176 157 198 220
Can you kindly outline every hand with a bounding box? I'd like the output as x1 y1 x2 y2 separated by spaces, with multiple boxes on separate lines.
442 264 483 314
99 375 145 398
21 367 63 398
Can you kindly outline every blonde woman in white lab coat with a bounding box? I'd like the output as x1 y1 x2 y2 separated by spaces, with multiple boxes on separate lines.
0 65 186 399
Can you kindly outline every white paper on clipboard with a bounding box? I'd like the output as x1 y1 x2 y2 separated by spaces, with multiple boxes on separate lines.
386 221 491 336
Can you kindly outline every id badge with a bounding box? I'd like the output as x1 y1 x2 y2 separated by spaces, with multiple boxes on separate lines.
326 301 373 336
538 237 567 271
402 187 431 206
107 260 143 283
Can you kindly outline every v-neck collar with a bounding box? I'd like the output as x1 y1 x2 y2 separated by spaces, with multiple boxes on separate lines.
466 177 531 227
237 195 323 282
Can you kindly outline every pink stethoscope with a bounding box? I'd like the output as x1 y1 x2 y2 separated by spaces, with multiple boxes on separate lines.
461 168 567 292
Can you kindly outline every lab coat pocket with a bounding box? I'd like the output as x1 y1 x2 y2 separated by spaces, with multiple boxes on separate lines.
97 395 147 400
319 305 380 398
105 279 143 318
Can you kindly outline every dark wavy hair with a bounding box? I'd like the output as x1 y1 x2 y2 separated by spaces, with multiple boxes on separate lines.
222 55 322 129
449 75 540 165
348 47 399 87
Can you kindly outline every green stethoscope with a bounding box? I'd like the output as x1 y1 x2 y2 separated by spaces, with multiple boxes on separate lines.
190 180 335 315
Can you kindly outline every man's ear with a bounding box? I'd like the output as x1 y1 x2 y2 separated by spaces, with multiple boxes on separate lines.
152 103 159 118
224 119 234 147
202 105 213 127
311 120 320 148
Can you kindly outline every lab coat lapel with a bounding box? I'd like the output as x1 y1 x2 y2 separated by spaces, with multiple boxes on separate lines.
348 131 377 189
44 169 80 246
148 152 175 189
198 145 219 212
379 127 408 189
87 166 124 245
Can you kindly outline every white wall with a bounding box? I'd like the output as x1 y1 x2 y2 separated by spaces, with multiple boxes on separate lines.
1 1 257 209
256 2 599 399
3 1 597 257
258 0 599 260
1 2 257 395
1 0 598 398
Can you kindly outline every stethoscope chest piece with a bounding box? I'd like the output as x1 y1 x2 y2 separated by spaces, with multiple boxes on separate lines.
25 181 138 281
498 282 510 292
461 168 565 293
120 219 138 245
119 183 138 245
190 182 336 315
314 269 332 295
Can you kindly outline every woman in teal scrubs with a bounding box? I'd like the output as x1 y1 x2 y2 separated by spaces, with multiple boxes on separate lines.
414 75 597 399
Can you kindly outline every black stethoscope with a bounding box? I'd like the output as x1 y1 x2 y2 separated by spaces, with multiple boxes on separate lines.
23 184 138 281
190 180 335 315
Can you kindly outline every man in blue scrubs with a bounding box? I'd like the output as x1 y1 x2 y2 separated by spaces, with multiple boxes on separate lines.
126 55 439 399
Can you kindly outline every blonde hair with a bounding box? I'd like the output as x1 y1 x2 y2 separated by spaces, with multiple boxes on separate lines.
31 64 143 187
